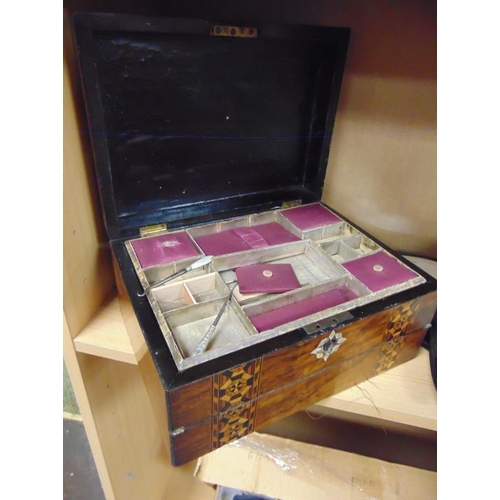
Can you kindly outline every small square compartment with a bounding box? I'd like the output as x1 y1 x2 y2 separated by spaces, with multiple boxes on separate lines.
164 299 258 363
319 240 359 263
151 282 195 313
186 273 228 303
343 235 381 255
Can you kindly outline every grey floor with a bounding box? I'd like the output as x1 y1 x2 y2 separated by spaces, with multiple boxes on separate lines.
63 362 105 500
63 418 105 500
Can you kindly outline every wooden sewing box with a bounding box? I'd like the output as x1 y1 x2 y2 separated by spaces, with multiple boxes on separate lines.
71 12 437 466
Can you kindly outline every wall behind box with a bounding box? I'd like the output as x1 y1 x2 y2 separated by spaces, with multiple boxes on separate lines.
64 0 436 258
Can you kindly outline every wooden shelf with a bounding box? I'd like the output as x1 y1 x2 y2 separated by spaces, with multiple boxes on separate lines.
73 295 147 365
313 347 436 431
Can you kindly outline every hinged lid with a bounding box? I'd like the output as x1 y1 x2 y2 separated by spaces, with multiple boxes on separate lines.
72 13 350 240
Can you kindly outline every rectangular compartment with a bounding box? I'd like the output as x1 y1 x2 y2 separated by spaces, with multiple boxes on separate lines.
243 276 370 334
164 299 258 367
188 212 302 256
212 240 346 304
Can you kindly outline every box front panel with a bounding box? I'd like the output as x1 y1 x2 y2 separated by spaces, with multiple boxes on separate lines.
170 325 428 465
166 291 435 428
255 325 427 428
259 290 436 394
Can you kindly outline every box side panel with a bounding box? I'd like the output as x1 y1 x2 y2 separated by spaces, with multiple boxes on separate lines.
170 325 428 465
168 377 212 430
170 421 212 467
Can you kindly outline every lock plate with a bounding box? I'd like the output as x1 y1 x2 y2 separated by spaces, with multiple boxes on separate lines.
303 311 354 335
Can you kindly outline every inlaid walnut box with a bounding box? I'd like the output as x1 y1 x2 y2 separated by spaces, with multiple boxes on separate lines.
72 12 437 466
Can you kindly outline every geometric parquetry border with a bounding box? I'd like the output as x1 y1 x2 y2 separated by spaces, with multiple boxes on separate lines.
211 359 262 449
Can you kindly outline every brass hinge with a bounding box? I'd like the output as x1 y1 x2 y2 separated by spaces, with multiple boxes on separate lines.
281 200 301 209
211 24 258 38
139 223 168 238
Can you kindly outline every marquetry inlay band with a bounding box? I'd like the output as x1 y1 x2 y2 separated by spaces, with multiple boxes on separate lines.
211 359 262 449
373 300 420 375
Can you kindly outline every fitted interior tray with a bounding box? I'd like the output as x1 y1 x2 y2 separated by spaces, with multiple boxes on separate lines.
125 203 426 371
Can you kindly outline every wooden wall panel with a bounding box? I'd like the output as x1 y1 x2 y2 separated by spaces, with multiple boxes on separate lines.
63 58 115 337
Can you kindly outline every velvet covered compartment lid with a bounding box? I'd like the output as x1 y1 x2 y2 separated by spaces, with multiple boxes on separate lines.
235 263 301 294
72 13 350 240
342 252 419 292
281 203 342 230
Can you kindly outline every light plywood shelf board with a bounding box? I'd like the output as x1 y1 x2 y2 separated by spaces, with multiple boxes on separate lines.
312 348 437 431
73 295 147 365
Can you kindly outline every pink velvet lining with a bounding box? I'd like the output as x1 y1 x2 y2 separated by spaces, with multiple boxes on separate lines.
281 203 341 230
250 286 358 332
130 232 200 268
236 263 301 294
194 222 300 256
341 252 418 292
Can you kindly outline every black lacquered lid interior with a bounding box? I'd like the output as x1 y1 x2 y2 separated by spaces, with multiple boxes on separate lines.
73 14 350 239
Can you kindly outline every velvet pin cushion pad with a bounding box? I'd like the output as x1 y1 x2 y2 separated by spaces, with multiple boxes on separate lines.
235 263 301 294
342 252 419 292
194 223 301 256
130 231 201 268
281 203 342 230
